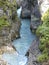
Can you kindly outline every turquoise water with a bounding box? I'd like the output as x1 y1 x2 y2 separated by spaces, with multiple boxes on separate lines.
2 7 36 65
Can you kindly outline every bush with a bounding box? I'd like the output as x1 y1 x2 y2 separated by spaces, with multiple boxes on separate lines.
36 9 49 62
0 16 10 30
37 54 48 62
0 0 18 30
36 25 49 36
39 43 45 52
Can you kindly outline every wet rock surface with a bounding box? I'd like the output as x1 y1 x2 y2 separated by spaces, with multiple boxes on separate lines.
26 38 41 65
10 21 21 41
30 0 41 31
21 9 31 18
30 15 41 32
21 0 31 18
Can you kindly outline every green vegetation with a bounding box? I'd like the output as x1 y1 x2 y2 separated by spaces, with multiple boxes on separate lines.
37 53 48 62
0 0 17 8
36 9 49 62
0 0 17 16
0 15 10 30
0 0 18 30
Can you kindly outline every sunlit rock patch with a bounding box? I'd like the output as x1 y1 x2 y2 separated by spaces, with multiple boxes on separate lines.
0 46 17 54
0 57 10 65
38 0 49 15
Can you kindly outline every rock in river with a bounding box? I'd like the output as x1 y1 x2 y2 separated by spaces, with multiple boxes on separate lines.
26 38 41 65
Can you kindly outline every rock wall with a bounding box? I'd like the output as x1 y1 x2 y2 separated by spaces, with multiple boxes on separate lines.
30 0 41 32
27 38 41 65
0 0 21 46
0 0 21 64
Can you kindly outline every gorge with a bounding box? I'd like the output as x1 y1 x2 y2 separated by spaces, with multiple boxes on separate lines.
2 7 36 65
0 0 49 65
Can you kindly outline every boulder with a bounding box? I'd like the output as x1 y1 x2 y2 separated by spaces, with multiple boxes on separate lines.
21 9 31 18
21 0 31 18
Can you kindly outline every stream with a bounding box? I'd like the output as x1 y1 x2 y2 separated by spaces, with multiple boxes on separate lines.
2 7 36 65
